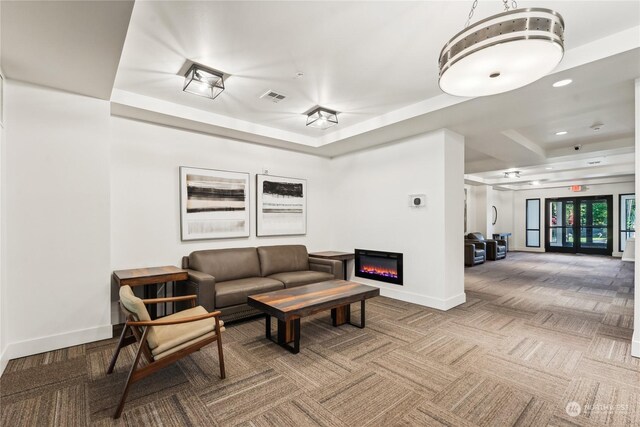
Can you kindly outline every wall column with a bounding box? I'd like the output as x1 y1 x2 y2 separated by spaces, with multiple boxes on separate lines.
632 78 639 358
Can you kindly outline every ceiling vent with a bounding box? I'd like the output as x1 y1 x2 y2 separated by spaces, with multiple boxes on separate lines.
260 90 287 103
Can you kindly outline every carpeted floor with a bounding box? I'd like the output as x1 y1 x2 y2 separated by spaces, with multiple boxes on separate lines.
1 252 638 426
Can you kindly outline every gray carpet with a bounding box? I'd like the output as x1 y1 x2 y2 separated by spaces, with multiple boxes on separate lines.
1 252 638 426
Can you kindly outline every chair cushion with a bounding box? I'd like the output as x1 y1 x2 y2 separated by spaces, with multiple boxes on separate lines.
154 331 220 360
119 286 161 349
189 248 261 282
267 270 334 288
151 306 224 357
215 277 284 308
257 245 309 276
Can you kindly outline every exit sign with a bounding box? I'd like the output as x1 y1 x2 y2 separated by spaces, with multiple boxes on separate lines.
570 185 582 192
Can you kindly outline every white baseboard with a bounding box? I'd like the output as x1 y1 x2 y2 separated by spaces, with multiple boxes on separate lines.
0 347 8 376
1 325 112 372
510 247 544 253
632 330 640 359
377 286 466 311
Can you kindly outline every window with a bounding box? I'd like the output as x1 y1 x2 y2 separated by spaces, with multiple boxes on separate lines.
526 199 541 247
619 193 635 252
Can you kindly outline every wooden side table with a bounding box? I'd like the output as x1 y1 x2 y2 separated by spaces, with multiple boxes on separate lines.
309 251 355 280
113 266 188 319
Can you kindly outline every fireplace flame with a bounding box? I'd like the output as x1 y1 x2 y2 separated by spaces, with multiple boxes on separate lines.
360 265 398 279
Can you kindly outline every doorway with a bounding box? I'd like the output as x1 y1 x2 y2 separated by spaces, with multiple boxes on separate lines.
545 195 613 255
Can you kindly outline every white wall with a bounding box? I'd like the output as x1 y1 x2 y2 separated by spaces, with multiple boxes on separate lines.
110 117 334 321
466 185 513 240
493 190 514 238
0 67 6 374
329 129 466 310
511 182 635 256
2 81 113 361
633 78 639 358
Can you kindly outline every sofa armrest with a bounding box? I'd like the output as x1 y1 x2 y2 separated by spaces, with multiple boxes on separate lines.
309 257 343 280
178 269 216 312
496 239 507 246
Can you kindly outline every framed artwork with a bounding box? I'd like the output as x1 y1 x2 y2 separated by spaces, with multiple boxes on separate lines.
256 174 306 236
180 166 250 240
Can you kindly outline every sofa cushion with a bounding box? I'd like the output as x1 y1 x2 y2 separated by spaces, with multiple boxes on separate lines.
267 271 334 288
189 248 261 282
215 277 284 308
257 245 309 277
151 306 225 359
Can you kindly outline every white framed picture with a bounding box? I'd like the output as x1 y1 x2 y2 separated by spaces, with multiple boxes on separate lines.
180 166 250 240
256 174 307 236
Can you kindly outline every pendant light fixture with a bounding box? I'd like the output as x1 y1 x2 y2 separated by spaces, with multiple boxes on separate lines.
439 0 564 97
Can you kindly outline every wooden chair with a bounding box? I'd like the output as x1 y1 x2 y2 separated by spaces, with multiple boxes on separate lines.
108 285 226 418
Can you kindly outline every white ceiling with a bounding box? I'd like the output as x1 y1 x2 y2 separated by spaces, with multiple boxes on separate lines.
1 1 134 100
1 0 639 190
113 0 640 137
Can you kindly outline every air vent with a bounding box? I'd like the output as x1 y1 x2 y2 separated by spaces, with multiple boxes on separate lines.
587 160 601 165
260 90 287 103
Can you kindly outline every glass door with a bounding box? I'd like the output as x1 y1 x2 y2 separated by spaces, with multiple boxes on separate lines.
545 195 612 255
547 199 575 252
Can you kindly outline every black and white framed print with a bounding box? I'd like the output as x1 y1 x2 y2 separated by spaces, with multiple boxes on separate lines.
180 167 250 240
256 174 307 236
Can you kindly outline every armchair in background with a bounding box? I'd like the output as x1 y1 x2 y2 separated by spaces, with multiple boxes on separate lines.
466 232 507 260
465 239 486 266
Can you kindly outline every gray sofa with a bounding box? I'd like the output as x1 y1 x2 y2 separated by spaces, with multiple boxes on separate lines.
181 245 342 321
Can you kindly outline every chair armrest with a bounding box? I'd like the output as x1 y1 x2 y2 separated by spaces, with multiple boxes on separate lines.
127 310 222 326
309 257 343 279
464 243 475 258
179 269 216 312
142 295 197 305
496 239 507 246
465 239 486 251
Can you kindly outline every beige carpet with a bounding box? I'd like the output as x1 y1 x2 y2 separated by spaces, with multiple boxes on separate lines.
1 252 638 426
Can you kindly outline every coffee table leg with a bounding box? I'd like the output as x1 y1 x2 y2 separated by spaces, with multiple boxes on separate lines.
272 318 299 354
348 300 366 329
331 305 351 326
265 314 271 339
292 318 300 354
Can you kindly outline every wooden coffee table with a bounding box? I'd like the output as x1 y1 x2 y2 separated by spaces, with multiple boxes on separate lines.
247 280 379 354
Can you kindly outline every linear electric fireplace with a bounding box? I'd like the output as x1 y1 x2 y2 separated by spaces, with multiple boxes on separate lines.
355 249 403 285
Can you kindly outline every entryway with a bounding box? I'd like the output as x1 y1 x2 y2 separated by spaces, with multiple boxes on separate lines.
545 195 613 255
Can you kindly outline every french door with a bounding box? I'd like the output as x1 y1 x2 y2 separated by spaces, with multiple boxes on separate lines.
545 195 613 255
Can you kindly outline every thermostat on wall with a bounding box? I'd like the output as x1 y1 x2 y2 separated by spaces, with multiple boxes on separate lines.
409 194 426 207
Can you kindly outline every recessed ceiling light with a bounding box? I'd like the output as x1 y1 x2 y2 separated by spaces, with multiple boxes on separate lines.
590 123 604 131
545 167 553 170
531 181 541 185
555 131 568 136
553 79 573 88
